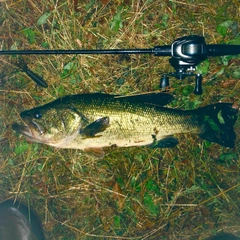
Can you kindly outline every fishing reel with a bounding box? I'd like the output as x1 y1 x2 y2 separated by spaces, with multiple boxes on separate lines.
158 35 207 95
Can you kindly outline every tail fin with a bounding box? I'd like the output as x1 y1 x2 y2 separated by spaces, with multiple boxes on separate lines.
198 103 238 148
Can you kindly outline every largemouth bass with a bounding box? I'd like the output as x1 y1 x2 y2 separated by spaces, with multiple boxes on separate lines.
12 93 238 158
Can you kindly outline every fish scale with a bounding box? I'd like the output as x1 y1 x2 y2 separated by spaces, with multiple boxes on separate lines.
12 93 238 158
75 99 198 143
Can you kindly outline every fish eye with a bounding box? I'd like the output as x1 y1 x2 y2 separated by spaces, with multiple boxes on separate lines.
34 112 42 119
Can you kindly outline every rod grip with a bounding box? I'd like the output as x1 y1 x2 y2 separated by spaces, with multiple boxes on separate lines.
207 44 240 56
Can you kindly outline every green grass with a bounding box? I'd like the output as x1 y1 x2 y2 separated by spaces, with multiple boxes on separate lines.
0 0 239 239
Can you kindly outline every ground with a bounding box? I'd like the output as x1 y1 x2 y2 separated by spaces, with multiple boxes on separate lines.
0 0 239 239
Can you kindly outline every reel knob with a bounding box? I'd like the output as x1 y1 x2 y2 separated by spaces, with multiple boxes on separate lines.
193 74 202 95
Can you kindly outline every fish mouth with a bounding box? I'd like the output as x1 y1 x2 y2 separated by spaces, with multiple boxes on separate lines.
12 123 34 138
12 121 44 140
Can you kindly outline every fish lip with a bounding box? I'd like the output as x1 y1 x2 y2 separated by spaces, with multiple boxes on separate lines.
12 120 45 140
12 123 34 139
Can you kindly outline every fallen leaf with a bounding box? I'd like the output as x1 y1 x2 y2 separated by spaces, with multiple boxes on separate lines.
112 182 125 209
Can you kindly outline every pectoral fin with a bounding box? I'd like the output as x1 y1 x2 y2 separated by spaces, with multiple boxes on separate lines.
149 136 179 148
84 147 105 158
80 117 110 137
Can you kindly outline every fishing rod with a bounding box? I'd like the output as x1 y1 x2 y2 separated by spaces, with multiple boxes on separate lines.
1 35 240 94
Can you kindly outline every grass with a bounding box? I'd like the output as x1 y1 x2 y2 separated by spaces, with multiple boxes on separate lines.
0 0 239 239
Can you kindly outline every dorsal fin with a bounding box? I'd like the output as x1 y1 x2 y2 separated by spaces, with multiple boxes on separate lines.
114 92 173 106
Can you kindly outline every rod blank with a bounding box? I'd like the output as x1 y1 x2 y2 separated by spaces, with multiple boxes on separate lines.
0 49 154 55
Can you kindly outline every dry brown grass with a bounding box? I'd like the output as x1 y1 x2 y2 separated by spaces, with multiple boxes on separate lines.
0 0 239 239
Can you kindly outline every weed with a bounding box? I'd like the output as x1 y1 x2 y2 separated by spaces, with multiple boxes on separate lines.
0 0 239 239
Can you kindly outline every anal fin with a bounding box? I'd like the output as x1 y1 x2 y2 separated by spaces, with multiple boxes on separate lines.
149 136 179 148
